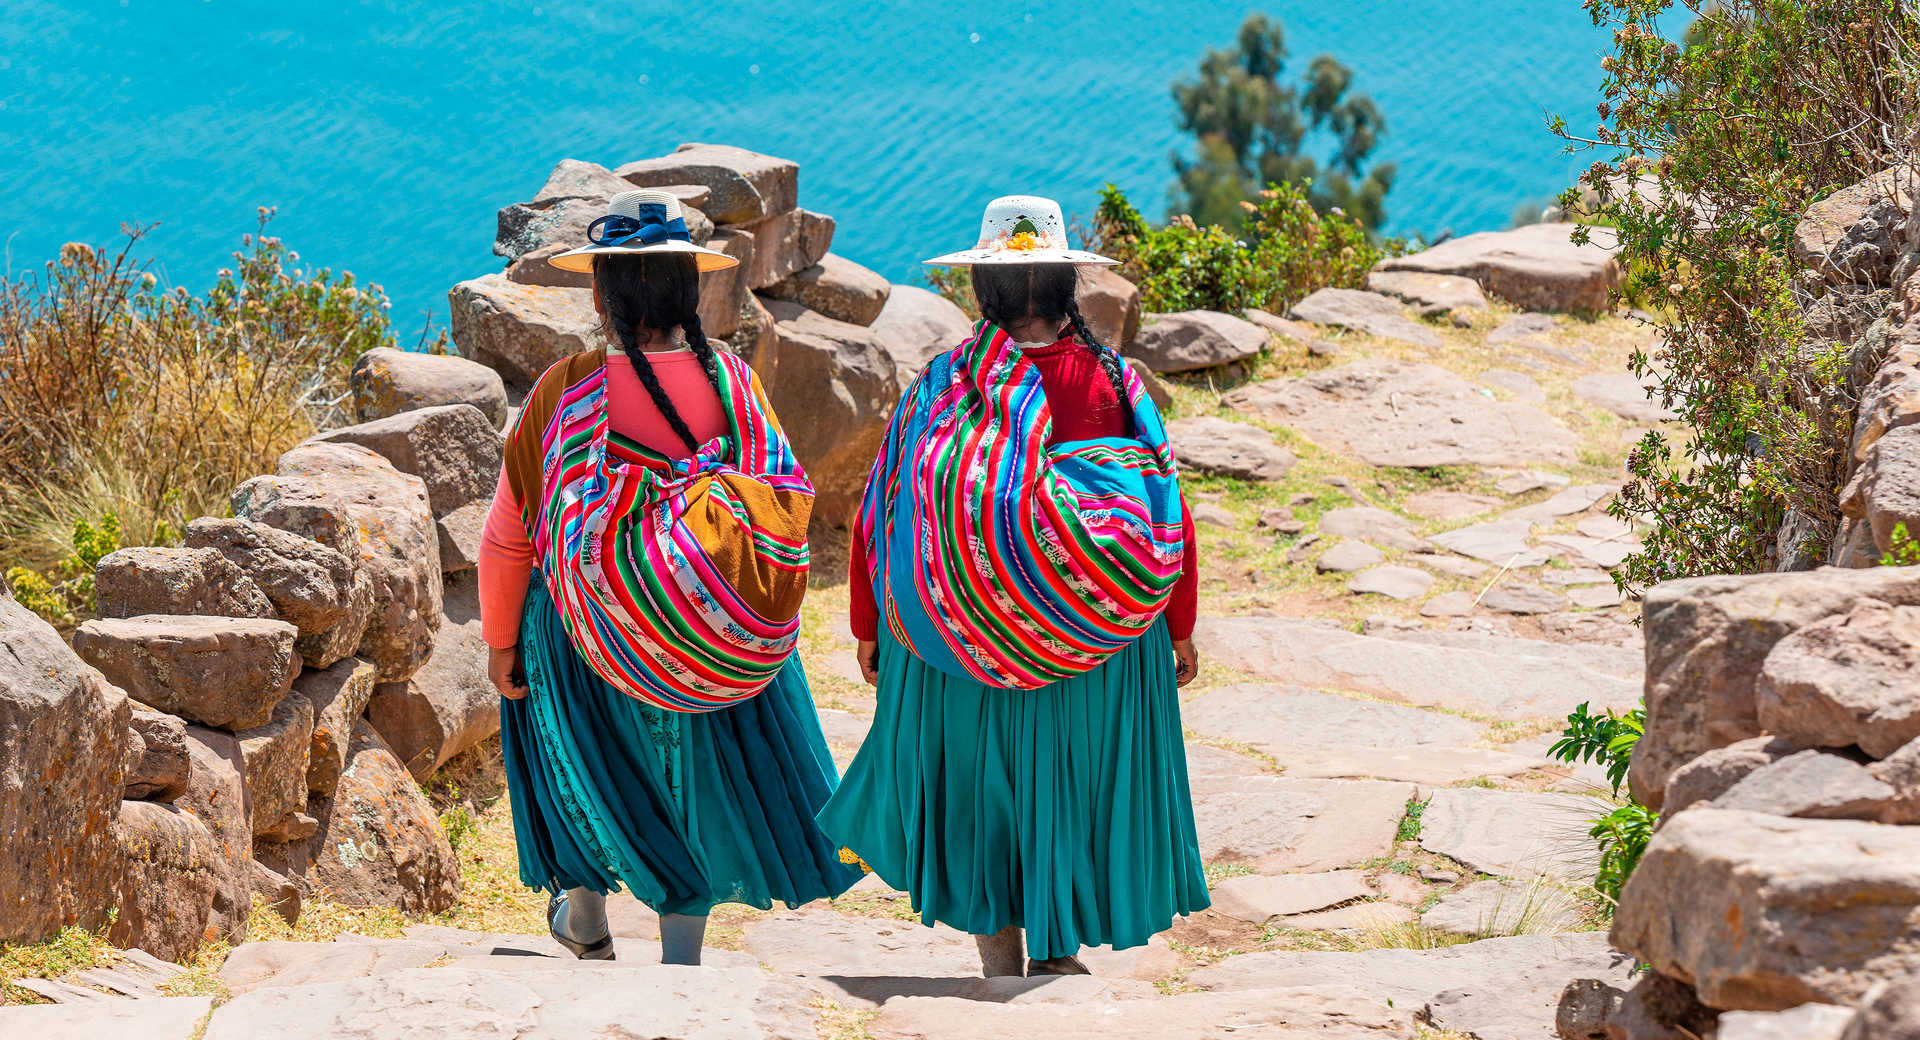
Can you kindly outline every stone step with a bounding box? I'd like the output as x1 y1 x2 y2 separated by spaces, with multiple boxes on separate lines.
1194 617 1640 720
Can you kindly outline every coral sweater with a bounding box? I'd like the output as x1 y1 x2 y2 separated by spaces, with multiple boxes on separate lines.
477 350 727 650
847 336 1200 643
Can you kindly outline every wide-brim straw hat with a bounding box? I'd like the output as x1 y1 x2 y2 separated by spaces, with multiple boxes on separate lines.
923 194 1118 266
549 189 739 273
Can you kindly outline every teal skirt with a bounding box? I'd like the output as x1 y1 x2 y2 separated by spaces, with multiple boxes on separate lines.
501 578 862 916
817 618 1209 959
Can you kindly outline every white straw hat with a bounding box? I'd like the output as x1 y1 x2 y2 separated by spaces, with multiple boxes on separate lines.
549 189 739 273
923 195 1118 266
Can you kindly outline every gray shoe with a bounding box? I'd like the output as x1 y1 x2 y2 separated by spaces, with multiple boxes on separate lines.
975 925 1025 977
548 892 615 961
1026 955 1090 976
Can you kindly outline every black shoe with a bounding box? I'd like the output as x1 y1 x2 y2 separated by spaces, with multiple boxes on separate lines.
547 893 615 961
1026 955 1089 976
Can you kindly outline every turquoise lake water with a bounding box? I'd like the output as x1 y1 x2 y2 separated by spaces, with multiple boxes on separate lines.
4 2 1640 331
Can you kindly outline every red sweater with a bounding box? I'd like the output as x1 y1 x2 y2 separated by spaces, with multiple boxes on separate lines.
848 335 1200 642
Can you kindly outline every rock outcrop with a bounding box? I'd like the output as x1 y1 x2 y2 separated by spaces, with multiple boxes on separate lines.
869 284 972 384
761 253 891 326
311 403 503 574
183 517 370 670
0 589 129 945
1374 222 1622 313
1586 560 1920 1028
73 615 298 731
348 347 508 428
1629 565 1920 810
1128 309 1271 372
445 274 598 393
235 442 443 684
759 300 902 525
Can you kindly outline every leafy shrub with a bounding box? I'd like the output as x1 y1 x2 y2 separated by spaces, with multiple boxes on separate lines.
4 514 121 629
1881 521 1920 566
1549 702 1653 905
1556 0 1920 589
1094 181 1392 315
0 212 432 609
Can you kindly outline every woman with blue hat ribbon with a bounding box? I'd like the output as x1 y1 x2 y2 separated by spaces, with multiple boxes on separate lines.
479 188 861 965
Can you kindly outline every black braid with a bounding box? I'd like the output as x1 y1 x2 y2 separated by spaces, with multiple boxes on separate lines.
681 313 723 393
1063 296 1133 429
594 253 708 454
604 303 703 454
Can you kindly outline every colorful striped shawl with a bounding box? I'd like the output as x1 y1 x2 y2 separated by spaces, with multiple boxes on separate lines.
504 349 812 712
856 321 1185 689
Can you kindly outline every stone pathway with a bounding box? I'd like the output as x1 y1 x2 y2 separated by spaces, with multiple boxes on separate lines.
5 247 1665 1039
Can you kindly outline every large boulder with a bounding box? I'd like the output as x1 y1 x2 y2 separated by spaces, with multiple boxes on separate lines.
1612 808 1920 1010
297 656 379 797
726 290 780 376
1365 269 1488 315
365 571 500 780
617 143 799 225
760 300 901 525
1631 566 1920 810
1661 735 1799 816
348 347 508 428
234 442 444 683
1841 423 1920 553
530 157 632 203
504 242 591 290
761 253 890 326
235 692 316 839
184 517 370 671
1127 310 1270 373
1225 359 1576 468
107 799 221 962
1167 417 1296 480
446 274 598 392
73 615 298 731
727 208 835 290
1375 223 1622 313
179 726 255 948
1792 166 1914 286
1849 344 1920 468
1076 266 1142 348
312 404 500 517
311 404 503 573
1290 288 1442 347
696 227 757 339
1757 600 1920 758
94 546 275 621
1713 749 1899 821
289 721 460 914
124 707 191 802
869 284 972 385
0 590 130 945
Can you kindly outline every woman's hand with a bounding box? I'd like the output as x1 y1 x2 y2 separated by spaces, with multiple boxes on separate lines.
856 640 879 686
489 644 529 700
1172 639 1200 687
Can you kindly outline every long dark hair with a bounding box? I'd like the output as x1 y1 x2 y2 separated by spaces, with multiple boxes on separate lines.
971 262 1130 419
593 252 721 454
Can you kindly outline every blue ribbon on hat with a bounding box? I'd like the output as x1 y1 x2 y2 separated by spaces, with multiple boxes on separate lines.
586 203 689 248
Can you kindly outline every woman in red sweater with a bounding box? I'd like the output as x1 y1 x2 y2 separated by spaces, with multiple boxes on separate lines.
818 195 1208 978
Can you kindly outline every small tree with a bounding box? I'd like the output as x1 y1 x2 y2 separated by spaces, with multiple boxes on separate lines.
1170 14 1395 230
